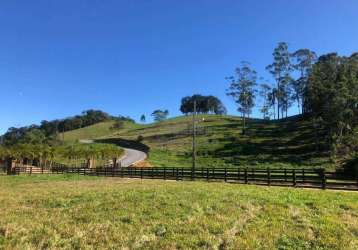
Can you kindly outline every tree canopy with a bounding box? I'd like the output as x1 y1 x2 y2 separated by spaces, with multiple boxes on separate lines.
307 53 358 153
1 110 134 146
180 95 227 115
151 110 169 122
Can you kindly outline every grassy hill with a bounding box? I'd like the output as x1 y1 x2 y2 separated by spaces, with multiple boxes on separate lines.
63 115 332 169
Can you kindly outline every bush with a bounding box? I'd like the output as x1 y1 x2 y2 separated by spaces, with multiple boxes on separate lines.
136 135 144 142
343 153 358 176
111 121 125 130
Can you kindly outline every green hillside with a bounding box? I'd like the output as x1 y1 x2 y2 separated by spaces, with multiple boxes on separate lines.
63 115 331 169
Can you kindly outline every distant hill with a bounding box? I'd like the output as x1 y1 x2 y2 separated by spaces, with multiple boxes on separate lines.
63 114 332 169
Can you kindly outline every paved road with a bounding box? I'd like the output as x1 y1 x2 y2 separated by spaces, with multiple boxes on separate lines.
79 139 147 167
119 148 147 167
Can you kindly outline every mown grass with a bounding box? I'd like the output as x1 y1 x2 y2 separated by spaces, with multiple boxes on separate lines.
0 175 357 249
62 120 142 142
63 115 331 169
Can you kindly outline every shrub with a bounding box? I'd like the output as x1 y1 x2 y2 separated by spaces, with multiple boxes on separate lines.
136 135 144 142
343 153 358 176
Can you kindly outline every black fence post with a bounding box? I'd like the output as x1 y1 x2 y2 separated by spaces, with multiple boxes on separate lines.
293 169 296 187
321 169 326 190
224 168 227 182
30 167 32 175
302 169 305 182
140 168 143 179
267 168 271 186
206 168 209 182
176 168 179 181
237 168 240 182
284 169 287 182
164 167 166 180
244 168 248 184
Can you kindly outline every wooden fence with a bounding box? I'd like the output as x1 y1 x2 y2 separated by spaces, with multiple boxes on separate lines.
12 166 358 191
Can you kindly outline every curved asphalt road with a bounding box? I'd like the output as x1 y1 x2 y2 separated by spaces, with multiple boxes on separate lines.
79 139 147 167
119 148 147 167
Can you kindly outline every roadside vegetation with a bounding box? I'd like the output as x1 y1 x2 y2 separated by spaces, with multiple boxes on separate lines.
0 143 124 169
0 175 357 249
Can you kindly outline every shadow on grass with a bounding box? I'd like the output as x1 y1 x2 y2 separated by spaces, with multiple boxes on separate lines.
95 138 150 153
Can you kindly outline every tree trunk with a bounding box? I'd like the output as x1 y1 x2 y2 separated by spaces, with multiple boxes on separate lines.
242 112 246 135
6 158 16 175
87 158 96 169
277 78 280 120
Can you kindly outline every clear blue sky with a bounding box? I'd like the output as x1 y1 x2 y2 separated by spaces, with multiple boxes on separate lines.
1 0 358 134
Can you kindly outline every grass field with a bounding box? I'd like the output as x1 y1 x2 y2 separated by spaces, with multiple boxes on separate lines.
63 115 332 169
0 175 357 249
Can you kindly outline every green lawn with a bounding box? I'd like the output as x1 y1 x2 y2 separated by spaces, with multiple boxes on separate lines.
63 115 332 169
0 175 357 249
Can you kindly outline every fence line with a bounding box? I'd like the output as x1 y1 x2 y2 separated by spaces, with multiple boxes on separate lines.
12 165 358 191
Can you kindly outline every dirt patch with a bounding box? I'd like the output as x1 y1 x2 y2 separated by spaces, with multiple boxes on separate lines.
132 160 153 168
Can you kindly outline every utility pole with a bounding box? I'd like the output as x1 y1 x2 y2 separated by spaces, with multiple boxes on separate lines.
192 100 197 179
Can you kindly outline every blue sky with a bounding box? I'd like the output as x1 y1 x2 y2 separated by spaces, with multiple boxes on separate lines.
1 0 358 134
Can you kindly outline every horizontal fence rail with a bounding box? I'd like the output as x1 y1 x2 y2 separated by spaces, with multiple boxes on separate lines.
11 165 358 191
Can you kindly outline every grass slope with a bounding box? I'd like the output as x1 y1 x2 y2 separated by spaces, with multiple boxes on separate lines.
63 115 331 169
0 175 357 249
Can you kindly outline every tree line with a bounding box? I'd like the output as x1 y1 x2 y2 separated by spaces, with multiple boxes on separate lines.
0 143 124 169
1 110 134 145
226 42 318 130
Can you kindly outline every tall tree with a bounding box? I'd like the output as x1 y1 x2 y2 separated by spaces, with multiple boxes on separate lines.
259 82 272 119
266 42 293 119
291 49 317 114
226 61 257 134
140 114 146 123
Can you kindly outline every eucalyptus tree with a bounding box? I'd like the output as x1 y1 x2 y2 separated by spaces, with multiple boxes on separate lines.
291 49 317 114
266 42 293 119
259 82 272 119
226 61 257 134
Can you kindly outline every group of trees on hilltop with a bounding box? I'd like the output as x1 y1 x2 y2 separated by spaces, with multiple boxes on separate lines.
180 95 227 115
225 42 358 158
1 110 134 146
226 42 318 125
